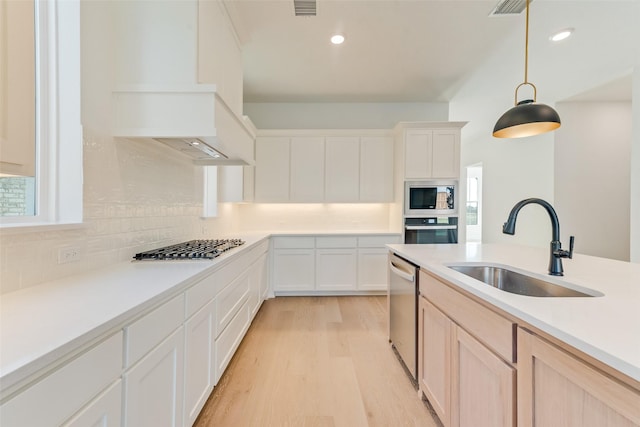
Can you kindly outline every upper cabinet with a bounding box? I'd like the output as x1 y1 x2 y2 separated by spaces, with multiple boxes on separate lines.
253 130 394 203
396 122 467 180
111 0 254 165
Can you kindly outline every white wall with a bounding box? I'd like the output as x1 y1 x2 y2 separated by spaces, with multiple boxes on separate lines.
632 68 640 263
0 1 236 295
554 102 631 261
244 102 448 129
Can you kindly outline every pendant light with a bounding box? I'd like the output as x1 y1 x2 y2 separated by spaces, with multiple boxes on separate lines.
493 0 561 138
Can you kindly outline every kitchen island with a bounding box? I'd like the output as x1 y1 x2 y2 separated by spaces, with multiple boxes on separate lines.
388 242 640 427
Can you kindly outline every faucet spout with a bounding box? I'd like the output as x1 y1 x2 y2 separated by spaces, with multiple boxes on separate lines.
502 198 573 276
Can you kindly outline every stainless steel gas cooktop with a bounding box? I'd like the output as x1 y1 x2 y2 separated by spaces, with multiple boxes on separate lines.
133 239 245 261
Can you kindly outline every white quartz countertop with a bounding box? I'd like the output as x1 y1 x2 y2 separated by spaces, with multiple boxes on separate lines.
387 243 640 383
0 234 269 393
269 230 401 236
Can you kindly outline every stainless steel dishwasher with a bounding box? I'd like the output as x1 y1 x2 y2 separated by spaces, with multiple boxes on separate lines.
388 252 419 384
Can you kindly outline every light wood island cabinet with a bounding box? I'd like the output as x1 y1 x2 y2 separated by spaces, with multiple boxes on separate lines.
517 328 640 427
416 268 639 427
419 270 516 427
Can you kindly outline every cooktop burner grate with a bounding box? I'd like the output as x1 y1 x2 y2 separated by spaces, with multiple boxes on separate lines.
133 239 245 260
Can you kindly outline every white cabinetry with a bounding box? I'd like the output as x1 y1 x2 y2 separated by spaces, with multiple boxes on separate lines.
290 137 325 201
183 299 216 427
0 332 123 427
62 380 122 427
325 137 360 201
272 234 400 294
272 237 316 292
315 237 358 291
124 328 185 427
255 137 290 202
123 295 185 427
254 131 393 203
396 122 466 180
360 136 394 202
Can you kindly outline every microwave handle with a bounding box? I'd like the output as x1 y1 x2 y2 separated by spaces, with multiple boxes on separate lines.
405 225 457 230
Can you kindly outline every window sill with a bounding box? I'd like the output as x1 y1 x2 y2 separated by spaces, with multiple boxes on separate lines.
0 222 87 235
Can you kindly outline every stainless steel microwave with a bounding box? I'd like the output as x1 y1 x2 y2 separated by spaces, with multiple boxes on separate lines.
404 180 457 216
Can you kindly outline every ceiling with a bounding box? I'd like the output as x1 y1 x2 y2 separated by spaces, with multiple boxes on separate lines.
226 0 634 104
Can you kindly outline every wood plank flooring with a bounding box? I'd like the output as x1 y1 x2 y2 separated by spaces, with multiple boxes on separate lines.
194 296 440 427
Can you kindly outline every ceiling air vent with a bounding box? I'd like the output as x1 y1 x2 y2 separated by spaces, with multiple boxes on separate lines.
489 0 531 16
294 0 316 16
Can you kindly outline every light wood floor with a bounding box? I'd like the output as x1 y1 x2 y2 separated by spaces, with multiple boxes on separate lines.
194 296 441 427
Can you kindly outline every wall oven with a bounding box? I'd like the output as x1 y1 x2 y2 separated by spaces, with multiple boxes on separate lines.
404 180 457 217
404 216 458 244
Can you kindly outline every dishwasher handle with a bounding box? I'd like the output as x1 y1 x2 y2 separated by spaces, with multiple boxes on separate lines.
389 261 415 283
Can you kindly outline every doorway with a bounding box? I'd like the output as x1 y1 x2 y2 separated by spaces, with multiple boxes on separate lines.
466 165 482 242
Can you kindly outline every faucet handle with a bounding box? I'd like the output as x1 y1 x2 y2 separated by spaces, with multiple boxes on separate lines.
568 235 575 259
554 236 575 259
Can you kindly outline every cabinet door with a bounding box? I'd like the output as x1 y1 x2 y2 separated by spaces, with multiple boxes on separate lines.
357 248 389 291
517 328 640 427
62 380 122 427
183 299 215 427
255 137 290 202
325 136 360 202
404 130 432 179
419 297 451 427
272 249 315 292
431 130 460 178
290 136 325 201
124 327 184 427
248 252 269 316
452 326 515 427
315 248 357 291
360 136 393 202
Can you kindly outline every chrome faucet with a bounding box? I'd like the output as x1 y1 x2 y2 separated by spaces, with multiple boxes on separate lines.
502 198 574 276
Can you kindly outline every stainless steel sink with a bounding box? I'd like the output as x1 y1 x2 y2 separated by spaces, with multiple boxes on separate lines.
447 264 602 297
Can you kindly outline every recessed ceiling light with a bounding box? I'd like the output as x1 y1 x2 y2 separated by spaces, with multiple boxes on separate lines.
550 28 574 42
330 34 345 45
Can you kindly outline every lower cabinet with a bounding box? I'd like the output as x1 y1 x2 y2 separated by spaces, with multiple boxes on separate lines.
272 234 401 294
62 380 122 427
316 248 358 291
452 326 515 427
123 327 185 427
418 270 516 427
419 297 451 426
183 299 216 427
0 332 123 427
517 328 640 427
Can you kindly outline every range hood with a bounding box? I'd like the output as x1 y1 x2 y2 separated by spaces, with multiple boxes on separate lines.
112 85 255 166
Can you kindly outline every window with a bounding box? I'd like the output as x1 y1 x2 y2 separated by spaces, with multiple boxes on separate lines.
0 0 82 227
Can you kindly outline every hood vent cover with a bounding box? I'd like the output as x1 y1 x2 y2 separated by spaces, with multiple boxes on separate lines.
294 0 316 16
489 0 531 16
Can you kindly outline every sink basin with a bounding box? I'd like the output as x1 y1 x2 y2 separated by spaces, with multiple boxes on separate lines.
447 264 602 297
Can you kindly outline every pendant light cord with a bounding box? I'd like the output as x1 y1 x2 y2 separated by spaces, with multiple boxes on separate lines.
524 0 529 84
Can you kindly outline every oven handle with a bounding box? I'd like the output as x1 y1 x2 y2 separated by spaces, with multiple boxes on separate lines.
389 261 415 282
405 225 457 230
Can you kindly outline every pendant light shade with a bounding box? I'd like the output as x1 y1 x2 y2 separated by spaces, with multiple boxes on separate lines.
493 99 561 138
493 0 561 138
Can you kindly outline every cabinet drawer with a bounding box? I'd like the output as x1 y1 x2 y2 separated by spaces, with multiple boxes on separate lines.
0 332 123 427
216 272 250 337
420 271 515 362
125 294 185 367
186 272 217 319
357 235 401 248
315 236 357 248
215 300 250 382
273 237 315 249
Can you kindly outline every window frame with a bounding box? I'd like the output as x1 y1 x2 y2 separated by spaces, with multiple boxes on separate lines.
0 0 82 229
